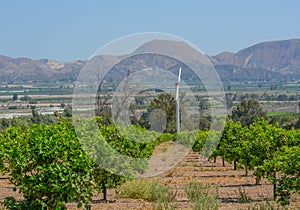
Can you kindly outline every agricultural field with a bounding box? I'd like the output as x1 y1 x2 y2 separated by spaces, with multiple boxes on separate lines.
0 83 73 118
1 80 300 118
1 145 299 209
0 80 300 209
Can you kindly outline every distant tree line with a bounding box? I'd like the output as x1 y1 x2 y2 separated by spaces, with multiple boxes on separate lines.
0 105 72 131
228 92 300 102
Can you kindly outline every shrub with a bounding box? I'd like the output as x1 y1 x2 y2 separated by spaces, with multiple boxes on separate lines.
116 179 152 200
185 180 219 210
0 122 95 209
116 179 176 210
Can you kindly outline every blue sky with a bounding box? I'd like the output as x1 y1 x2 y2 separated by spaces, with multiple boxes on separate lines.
0 0 299 61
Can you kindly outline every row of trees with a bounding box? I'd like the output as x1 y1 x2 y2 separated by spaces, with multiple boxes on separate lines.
166 98 299 206
215 119 300 205
1 94 300 208
1 117 298 208
0 118 171 209
131 93 300 132
228 92 300 102
0 104 72 131
140 112 300 206
215 99 300 205
231 99 300 130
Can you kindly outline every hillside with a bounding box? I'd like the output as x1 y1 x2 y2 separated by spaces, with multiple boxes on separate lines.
0 55 84 83
1 38 300 83
211 39 300 80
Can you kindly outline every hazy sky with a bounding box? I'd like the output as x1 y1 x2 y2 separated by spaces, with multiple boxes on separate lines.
1 0 299 61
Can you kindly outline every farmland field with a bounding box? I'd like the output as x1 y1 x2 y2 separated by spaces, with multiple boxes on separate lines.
0 81 300 209
1 148 299 209
1 80 300 118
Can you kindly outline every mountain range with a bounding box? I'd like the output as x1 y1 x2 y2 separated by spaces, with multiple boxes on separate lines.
211 39 300 81
1 38 300 83
0 55 84 83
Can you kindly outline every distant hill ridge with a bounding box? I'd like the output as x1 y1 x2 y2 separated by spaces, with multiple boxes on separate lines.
211 38 300 80
1 38 300 83
0 55 85 83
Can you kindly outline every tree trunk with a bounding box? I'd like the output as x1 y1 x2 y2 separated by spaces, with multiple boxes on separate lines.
273 171 277 200
214 156 217 163
234 159 237 170
245 166 248 176
255 169 261 185
102 183 107 202
222 157 225 167
255 176 260 185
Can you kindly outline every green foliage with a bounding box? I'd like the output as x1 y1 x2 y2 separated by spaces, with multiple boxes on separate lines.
12 93 18 101
147 93 177 133
218 119 244 170
116 179 153 200
175 129 212 152
198 115 211 130
213 118 300 205
237 200 279 210
0 111 60 131
198 130 221 158
0 118 165 208
117 179 176 210
0 121 94 209
74 117 166 200
232 99 266 127
99 124 157 158
177 130 200 148
63 104 72 117
0 117 31 131
1 106 300 208
185 180 219 210
262 146 300 206
91 123 159 199
269 114 299 130
157 133 176 144
192 130 209 152
148 180 176 210
241 119 288 178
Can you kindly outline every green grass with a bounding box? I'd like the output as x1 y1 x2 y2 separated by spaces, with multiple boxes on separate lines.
116 179 176 210
185 180 219 210
267 112 295 117
237 200 294 210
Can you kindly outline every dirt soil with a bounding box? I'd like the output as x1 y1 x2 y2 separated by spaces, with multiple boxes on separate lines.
1 145 299 209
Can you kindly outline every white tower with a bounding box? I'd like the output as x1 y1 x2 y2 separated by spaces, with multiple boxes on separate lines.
175 67 182 133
